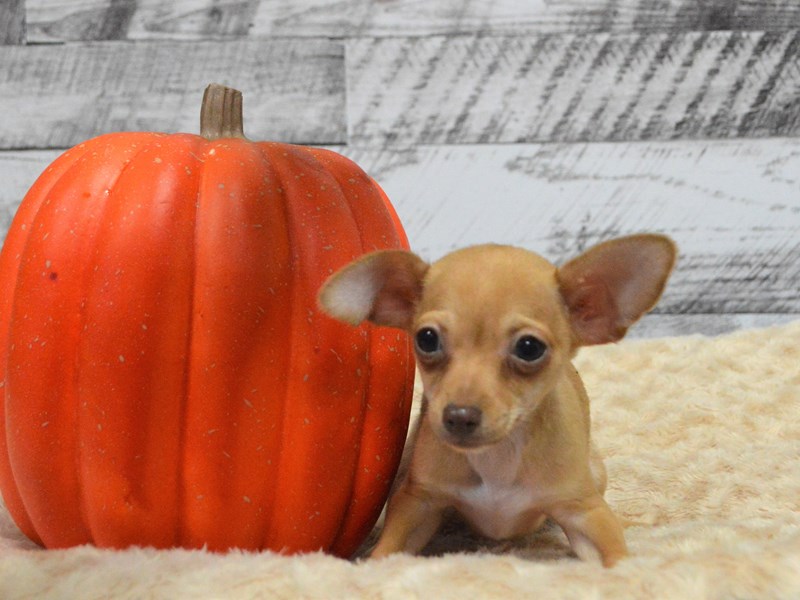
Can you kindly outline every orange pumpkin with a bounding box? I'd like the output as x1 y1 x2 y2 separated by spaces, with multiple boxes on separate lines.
0 84 414 557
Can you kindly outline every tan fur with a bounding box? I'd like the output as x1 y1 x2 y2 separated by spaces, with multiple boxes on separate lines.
319 235 676 568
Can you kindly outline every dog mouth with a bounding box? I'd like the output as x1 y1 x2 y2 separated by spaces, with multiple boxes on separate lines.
434 407 523 451
441 433 489 451
437 422 515 451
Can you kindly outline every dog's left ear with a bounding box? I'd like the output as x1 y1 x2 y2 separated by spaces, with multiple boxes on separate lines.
557 235 677 346
318 250 429 330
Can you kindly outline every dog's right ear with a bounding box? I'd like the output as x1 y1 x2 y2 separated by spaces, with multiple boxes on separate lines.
557 234 676 346
318 250 429 330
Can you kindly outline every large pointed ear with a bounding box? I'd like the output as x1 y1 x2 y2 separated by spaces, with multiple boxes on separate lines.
318 250 429 330
557 235 677 346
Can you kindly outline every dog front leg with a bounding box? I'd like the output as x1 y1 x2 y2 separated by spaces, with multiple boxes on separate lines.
549 496 628 568
370 483 444 558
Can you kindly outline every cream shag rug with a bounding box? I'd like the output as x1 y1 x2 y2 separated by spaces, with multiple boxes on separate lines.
2 322 799 599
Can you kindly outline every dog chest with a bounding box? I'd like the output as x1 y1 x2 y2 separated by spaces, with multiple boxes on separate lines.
451 431 544 539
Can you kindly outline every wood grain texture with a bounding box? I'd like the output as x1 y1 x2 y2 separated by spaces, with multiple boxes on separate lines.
26 0 256 42
0 39 345 150
0 0 25 45
26 0 139 42
340 139 800 314
252 0 800 38
25 0 800 42
347 30 800 146
628 313 799 338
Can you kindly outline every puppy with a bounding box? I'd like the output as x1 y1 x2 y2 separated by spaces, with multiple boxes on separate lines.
318 235 676 567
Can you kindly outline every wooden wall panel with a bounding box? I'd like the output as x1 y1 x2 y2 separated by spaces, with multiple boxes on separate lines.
630 313 798 338
25 0 800 43
0 0 25 44
0 39 345 150
251 0 800 37
347 31 800 146
343 139 800 313
27 0 255 42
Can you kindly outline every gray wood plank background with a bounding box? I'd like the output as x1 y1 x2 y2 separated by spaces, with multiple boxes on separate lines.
0 0 25 45
23 1 800 41
345 140 800 314
347 31 800 145
0 39 345 149
1 0 799 336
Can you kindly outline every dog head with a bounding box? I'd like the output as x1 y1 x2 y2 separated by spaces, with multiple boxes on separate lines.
319 235 676 450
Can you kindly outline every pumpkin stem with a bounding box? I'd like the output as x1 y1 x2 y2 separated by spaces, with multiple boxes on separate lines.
200 84 247 141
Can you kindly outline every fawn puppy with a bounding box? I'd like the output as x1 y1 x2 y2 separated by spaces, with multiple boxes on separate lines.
319 235 676 567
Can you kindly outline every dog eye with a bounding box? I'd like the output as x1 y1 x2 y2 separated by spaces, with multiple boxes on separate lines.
415 327 442 356
512 335 547 363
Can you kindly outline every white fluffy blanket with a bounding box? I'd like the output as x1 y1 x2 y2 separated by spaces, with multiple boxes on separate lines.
2 322 799 599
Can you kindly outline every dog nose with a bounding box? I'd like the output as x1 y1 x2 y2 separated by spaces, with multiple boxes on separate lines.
443 404 482 437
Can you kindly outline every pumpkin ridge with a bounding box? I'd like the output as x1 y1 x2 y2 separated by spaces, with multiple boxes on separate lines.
253 143 296 550
306 152 415 556
72 135 171 546
252 143 293 551
175 135 209 547
257 144 370 552
297 150 372 552
302 150 378 552
235 142 295 550
179 137 297 550
178 136 227 548
0 140 98 546
6 134 159 547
